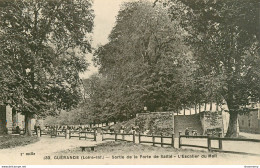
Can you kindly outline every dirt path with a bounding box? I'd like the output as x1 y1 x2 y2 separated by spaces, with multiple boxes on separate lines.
240 132 260 139
0 136 105 164
0 133 260 165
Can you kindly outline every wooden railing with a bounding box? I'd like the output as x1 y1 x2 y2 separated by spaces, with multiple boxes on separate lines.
102 132 116 141
49 128 96 141
19 129 37 135
208 136 260 156
40 129 50 136
79 131 96 141
139 133 174 147
179 131 260 156
102 131 175 148
69 130 80 138
179 131 209 149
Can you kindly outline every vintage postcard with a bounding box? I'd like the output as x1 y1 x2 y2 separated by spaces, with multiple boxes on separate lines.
0 0 259 166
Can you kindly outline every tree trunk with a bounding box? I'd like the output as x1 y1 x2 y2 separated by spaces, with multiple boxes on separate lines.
225 111 239 137
25 113 33 136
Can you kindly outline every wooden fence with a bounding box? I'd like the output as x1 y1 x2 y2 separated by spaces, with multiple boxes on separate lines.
19 129 37 135
48 128 96 141
102 131 175 148
69 130 80 138
40 129 50 136
19 127 260 156
79 131 96 141
179 131 260 156
208 136 260 156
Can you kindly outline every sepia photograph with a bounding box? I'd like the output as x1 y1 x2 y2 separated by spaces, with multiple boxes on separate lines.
0 0 259 166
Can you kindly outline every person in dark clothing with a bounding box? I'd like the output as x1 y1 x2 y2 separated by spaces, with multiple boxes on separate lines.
185 127 190 136
34 125 38 135
16 126 21 134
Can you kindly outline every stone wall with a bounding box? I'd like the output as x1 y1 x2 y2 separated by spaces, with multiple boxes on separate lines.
174 114 203 137
239 111 260 134
200 111 224 135
135 112 174 136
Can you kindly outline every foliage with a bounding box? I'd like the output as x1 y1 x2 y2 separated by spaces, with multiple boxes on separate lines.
167 0 260 137
135 113 174 135
18 0 259 138
202 111 222 127
44 108 87 125
0 0 94 135
92 1 199 122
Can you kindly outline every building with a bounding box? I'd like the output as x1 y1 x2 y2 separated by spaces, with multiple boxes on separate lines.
238 99 260 134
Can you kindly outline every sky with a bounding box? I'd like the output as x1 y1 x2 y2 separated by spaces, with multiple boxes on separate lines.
79 0 128 79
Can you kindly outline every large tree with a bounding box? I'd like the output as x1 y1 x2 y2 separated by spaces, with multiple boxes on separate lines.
93 1 198 121
167 0 260 137
0 0 94 135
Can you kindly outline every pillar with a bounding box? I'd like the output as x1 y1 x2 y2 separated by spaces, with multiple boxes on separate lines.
6 105 13 133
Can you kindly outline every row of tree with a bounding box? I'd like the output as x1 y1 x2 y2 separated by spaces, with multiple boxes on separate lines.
1 0 259 137
81 0 259 137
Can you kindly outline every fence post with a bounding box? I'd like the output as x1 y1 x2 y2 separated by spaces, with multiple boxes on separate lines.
51 128 55 138
133 131 135 143
152 134 155 146
218 132 223 150
115 133 117 141
161 133 163 147
65 129 67 139
67 129 69 139
138 132 141 144
69 129 71 139
171 134 174 148
94 131 97 141
207 133 211 152
178 131 182 148
101 131 104 141
122 130 125 141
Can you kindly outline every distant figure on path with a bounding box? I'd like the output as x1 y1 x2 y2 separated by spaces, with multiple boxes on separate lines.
185 127 189 136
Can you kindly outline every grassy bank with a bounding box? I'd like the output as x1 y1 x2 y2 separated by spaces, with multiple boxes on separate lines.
0 135 39 149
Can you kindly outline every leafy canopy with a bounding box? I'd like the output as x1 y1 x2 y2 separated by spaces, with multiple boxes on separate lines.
0 0 94 117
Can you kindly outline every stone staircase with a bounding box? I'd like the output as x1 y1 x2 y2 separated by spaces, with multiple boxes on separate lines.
174 114 203 137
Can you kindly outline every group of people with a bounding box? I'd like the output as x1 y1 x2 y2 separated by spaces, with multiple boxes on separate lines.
185 127 198 136
42 124 159 135
44 125 97 132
